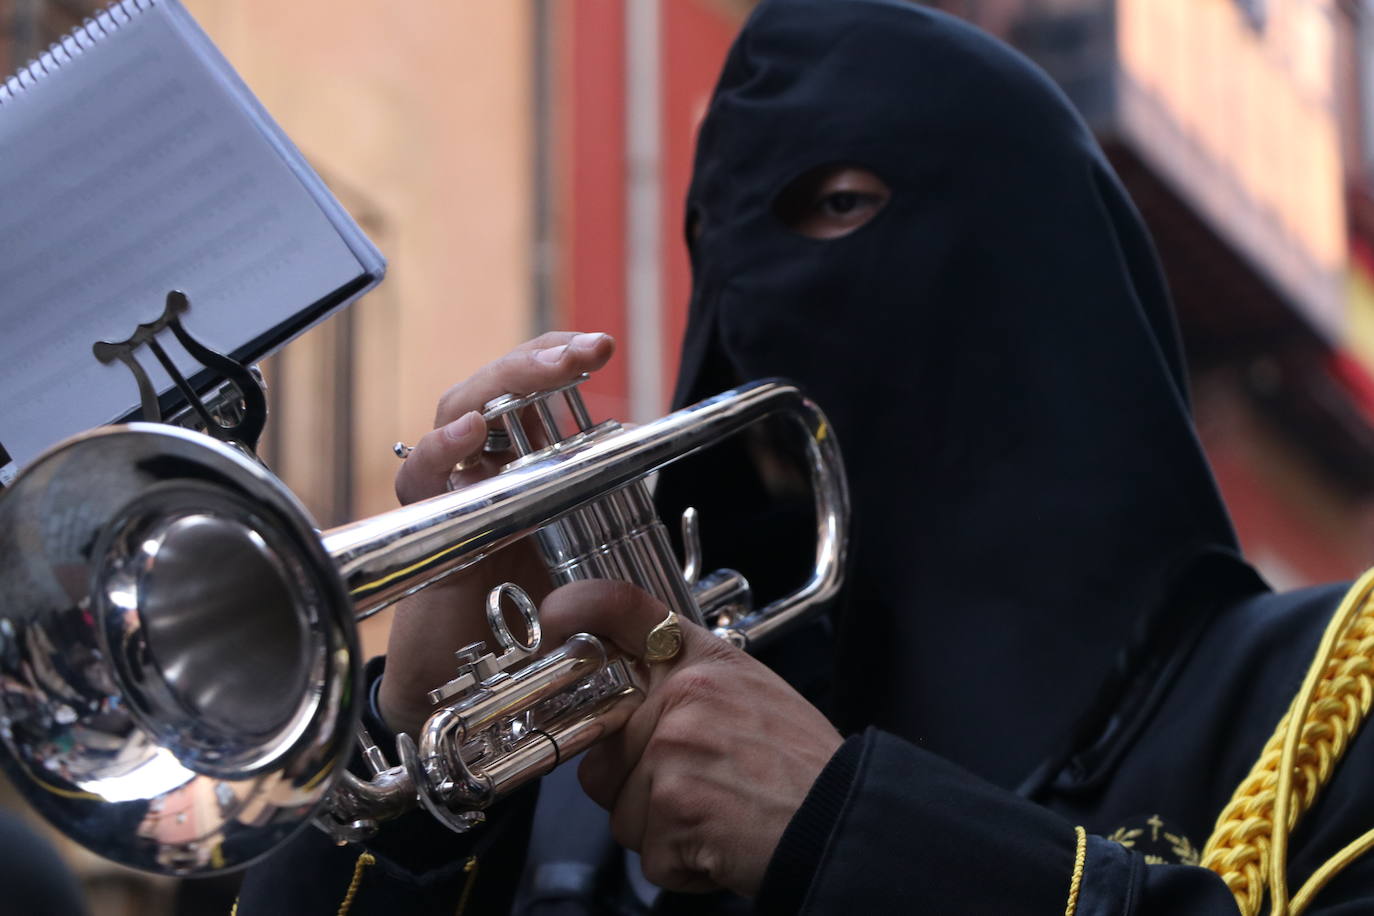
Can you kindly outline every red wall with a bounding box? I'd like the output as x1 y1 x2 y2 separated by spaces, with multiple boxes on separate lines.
560 0 740 417
1198 382 1373 588
559 0 630 421
660 1 739 397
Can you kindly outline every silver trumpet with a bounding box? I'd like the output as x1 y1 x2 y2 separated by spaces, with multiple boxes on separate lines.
0 377 848 875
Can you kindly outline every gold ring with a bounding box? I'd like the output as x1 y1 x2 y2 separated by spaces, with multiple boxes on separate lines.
644 610 683 664
453 451 483 473
444 453 484 492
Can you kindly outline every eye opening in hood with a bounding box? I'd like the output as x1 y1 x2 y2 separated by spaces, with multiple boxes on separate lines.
686 204 705 247
772 161 892 240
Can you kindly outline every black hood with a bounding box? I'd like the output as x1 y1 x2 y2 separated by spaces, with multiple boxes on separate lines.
657 0 1266 790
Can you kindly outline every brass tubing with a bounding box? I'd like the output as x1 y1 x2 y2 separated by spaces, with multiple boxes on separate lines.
320 380 848 643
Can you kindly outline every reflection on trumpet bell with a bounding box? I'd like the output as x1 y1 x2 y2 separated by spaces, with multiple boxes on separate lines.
0 376 848 876
0 422 357 876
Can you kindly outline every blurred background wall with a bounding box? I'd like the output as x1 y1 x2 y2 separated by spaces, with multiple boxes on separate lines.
6 0 1374 911
925 0 1374 587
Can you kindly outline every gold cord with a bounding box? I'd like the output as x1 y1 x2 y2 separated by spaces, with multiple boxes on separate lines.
336 850 377 916
1064 826 1087 916
229 848 475 915
454 855 480 916
1201 569 1374 916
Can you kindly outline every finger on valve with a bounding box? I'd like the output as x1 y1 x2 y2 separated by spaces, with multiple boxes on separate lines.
380 334 618 735
395 332 615 505
394 410 486 504
432 331 614 429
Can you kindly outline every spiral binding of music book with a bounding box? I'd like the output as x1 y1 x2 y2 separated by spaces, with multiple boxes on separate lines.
0 0 155 106
0 0 386 479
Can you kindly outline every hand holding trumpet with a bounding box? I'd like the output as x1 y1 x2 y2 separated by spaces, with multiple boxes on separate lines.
380 331 615 737
381 331 845 897
538 578 843 897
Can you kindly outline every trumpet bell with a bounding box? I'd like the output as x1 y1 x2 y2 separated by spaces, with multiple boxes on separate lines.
0 423 358 874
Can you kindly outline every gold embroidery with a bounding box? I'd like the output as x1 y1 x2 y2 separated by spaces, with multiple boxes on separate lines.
1165 830 1200 866
1106 817 1199 866
1106 826 1143 848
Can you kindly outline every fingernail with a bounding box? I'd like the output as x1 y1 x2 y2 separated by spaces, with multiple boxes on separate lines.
571 332 608 349
443 411 481 441
535 345 568 364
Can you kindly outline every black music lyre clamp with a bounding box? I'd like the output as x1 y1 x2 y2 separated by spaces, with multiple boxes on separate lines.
93 290 267 454
0 441 13 490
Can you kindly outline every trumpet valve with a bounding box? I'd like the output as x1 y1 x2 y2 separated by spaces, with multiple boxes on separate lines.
426 642 520 706
481 374 600 462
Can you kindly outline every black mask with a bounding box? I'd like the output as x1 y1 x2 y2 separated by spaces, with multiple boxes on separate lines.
657 0 1264 790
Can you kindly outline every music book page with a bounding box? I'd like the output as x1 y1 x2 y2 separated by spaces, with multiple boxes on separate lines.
0 0 384 474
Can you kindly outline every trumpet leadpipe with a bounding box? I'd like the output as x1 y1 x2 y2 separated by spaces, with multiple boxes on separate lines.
322 379 845 645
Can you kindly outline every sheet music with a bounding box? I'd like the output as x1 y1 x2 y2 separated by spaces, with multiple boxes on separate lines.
0 1 373 468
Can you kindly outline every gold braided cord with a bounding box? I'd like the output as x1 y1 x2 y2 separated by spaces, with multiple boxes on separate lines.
224 849 471 915
1064 826 1087 916
454 855 480 916
336 850 376 916
1291 827 1374 913
1200 569 1374 916
1268 574 1374 915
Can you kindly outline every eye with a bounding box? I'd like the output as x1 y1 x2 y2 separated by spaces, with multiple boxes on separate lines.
817 191 868 217
774 165 891 239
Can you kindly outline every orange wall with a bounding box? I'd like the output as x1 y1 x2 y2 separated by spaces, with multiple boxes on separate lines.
1118 0 1346 334
180 2 535 658
184 0 535 520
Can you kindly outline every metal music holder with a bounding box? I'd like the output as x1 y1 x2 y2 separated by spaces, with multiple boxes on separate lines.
92 290 267 454
0 442 12 490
